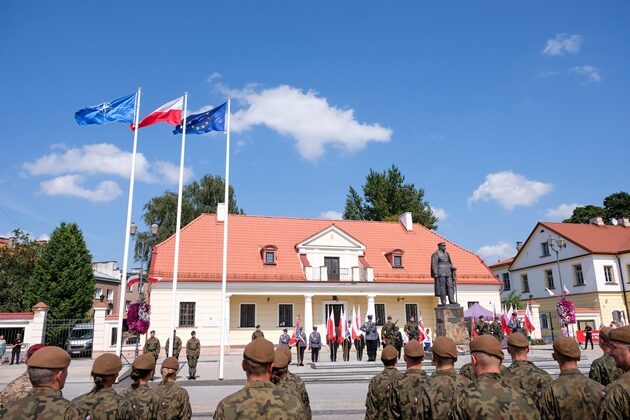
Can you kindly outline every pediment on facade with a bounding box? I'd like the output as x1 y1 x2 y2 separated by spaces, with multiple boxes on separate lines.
296 224 365 251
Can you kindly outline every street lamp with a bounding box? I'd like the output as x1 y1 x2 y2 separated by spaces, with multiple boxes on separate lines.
547 238 566 293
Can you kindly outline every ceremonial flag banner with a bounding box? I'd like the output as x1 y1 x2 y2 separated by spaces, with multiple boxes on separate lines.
525 304 536 331
290 316 302 346
173 102 227 134
327 308 335 342
418 320 426 342
132 96 183 130
75 92 136 125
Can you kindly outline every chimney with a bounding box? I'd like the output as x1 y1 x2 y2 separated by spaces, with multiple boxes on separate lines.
589 216 604 226
516 241 523 251
621 217 630 228
399 212 413 231
217 203 226 222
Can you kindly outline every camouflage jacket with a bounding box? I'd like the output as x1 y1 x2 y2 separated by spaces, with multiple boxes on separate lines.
418 369 471 419
390 369 429 419
122 383 160 420
381 322 398 345
165 336 182 356
459 361 506 381
281 372 311 419
488 321 503 340
143 337 161 357
505 360 552 403
186 337 200 357
0 387 83 420
598 370 630 420
213 380 305 419
153 381 192 420
72 387 135 419
0 370 32 409
589 353 623 386
537 368 603 420
449 372 539 420
251 331 265 341
474 322 489 336
403 322 420 340
365 366 403 420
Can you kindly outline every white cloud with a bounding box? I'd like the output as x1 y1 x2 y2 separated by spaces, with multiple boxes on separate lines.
476 241 515 263
469 171 553 210
36 233 50 241
40 175 122 202
542 33 582 56
431 207 448 221
320 210 343 220
570 65 602 84
544 203 582 220
229 85 392 160
152 161 193 185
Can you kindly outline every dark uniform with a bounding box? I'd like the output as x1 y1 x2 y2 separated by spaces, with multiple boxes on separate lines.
308 328 322 363
354 334 365 361
278 330 291 348
365 346 402 419
186 331 200 379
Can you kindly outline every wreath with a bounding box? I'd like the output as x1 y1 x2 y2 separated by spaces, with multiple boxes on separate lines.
556 297 576 326
127 301 151 335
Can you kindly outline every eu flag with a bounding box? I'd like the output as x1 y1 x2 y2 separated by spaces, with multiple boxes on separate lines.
173 102 227 135
75 93 137 126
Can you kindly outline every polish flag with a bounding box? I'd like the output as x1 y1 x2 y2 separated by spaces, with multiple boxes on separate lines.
351 306 360 340
472 317 478 338
501 305 510 336
418 319 426 342
289 315 302 346
326 307 336 342
337 308 345 344
525 304 535 332
132 96 183 130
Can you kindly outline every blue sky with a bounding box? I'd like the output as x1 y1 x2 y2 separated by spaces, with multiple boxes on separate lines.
1 1 629 266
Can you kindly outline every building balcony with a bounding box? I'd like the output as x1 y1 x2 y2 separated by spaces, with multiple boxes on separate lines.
305 266 374 282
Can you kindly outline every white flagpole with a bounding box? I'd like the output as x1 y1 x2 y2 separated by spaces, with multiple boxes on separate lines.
116 87 142 358
219 97 231 380
169 92 188 358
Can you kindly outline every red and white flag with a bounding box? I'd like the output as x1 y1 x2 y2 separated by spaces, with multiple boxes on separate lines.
127 275 161 287
418 319 426 342
351 306 360 340
326 307 336 342
525 303 536 332
472 317 478 338
132 96 183 130
289 315 302 346
337 308 345 344
501 304 510 335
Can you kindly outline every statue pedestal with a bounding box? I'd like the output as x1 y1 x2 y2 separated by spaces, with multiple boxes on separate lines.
435 304 468 344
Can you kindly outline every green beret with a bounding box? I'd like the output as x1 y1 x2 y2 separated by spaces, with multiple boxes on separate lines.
599 327 612 343
507 332 529 349
381 345 398 361
92 353 122 375
608 325 630 345
162 357 179 370
132 353 156 370
432 336 457 359
553 336 581 360
278 346 292 364
28 346 71 369
272 349 289 369
470 335 504 360
243 338 274 363
404 340 425 358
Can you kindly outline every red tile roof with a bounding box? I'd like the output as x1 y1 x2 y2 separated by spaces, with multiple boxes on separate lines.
488 257 514 269
0 312 34 320
539 222 630 254
150 214 499 286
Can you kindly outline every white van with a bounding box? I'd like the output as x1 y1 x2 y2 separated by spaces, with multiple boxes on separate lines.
65 323 93 357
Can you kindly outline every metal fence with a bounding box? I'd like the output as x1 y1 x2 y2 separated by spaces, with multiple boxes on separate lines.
44 318 94 358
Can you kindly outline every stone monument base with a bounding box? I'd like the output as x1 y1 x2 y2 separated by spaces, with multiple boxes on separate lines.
435 304 468 344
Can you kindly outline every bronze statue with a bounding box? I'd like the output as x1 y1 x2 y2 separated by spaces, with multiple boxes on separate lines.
431 242 457 305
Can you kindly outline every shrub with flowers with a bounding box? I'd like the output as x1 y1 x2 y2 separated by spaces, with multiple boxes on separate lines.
556 297 576 326
127 301 151 335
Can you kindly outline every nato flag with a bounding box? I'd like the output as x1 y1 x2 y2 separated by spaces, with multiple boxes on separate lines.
173 102 227 134
75 93 136 126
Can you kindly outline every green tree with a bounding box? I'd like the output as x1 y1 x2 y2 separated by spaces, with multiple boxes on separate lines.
503 290 524 310
26 222 95 320
342 165 438 229
563 191 630 224
0 229 44 312
140 174 244 259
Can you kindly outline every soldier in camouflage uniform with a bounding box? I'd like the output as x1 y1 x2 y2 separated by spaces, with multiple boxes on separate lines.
143 330 161 366
365 345 402 419
165 330 183 359
390 340 428 419
271 349 312 419
381 316 399 347
122 353 160 420
537 336 603 419
251 324 264 341
403 316 420 341
415 336 470 419
154 357 192 420
459 359 506 381
474 316 489 336
588 326 623 386
277 347 311 416
0 346 83 419
0 343 46 409
214 337 305 419
488 318 503 341
598 325 630 420
504 332 552 403
73 353 135 419
186 330 200 380
449 335 539 419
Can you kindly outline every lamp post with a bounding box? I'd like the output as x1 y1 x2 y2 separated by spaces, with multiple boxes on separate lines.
129 222 158 356
547 238 566 293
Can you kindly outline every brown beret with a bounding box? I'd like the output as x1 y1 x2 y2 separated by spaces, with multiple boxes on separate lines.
133 353 156 370
432 336 457 359
92 353 122 375
243 337 275 363
162 357 179 370
599 326 612 343
507 332 529 349
27 344 46 358
553 336 581 360
470 335 504 360
608 325 630 345
404 340 425 358
272 349 289 369
278 346 292 364
28 346 71 369
381 345 398 361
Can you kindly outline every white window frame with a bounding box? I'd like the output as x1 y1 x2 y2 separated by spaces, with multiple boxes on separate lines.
94 287 103 299
573 264 584 286
239 303 257 328
604 265 615 283
106 289 114 301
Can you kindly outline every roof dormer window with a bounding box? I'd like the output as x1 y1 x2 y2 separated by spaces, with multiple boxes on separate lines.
385 249 405 268
260 245 277 265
